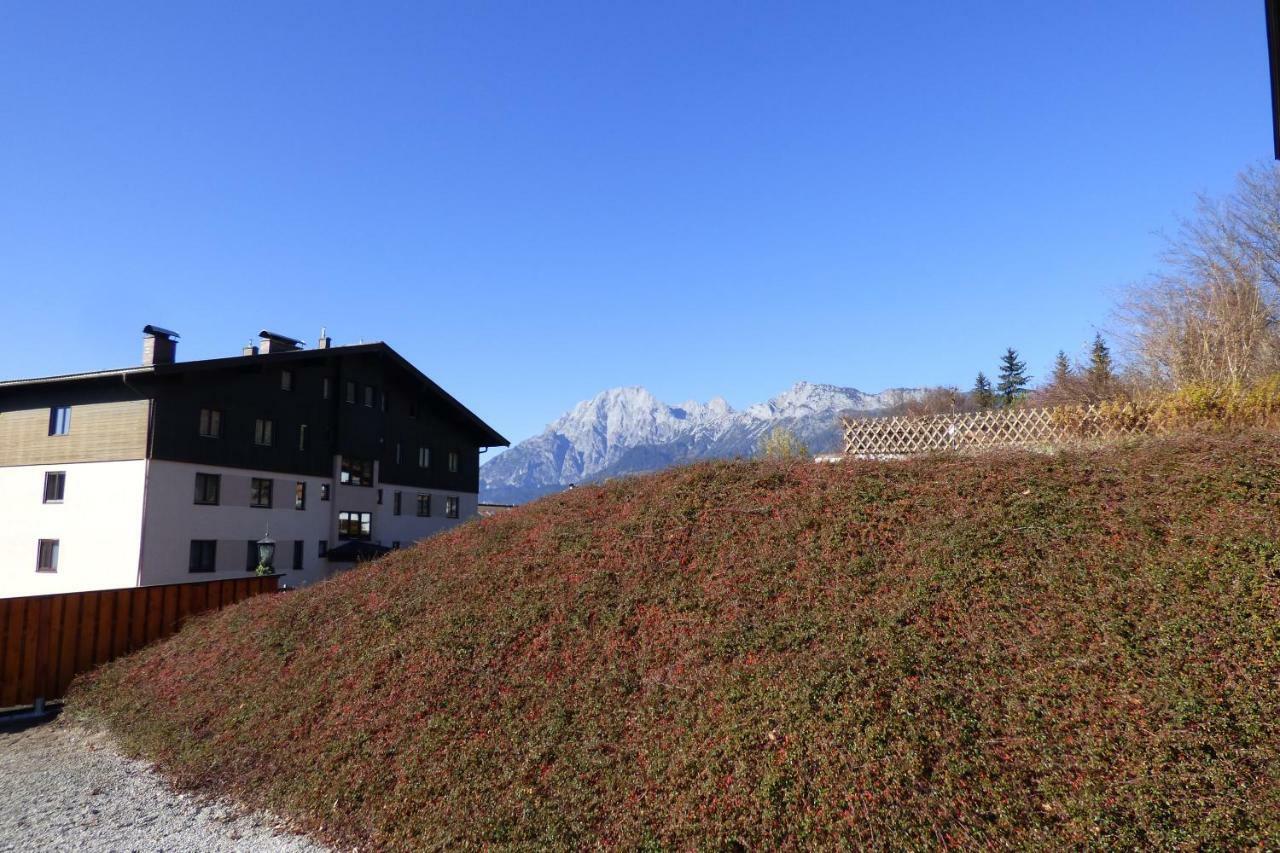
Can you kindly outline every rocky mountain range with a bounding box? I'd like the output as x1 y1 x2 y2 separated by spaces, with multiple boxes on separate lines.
479 382 915 505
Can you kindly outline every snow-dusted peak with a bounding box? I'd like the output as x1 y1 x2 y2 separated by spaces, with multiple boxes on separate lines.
481 380 916 504
743 381 872 421
705 396 732 416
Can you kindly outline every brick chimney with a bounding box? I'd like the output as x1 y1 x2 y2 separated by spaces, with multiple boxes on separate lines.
142 325 179 366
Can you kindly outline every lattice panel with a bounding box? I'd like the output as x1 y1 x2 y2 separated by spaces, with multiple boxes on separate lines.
842 404 1154 458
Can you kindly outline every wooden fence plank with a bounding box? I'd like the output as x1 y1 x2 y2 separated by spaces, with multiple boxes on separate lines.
128 588 147 653
191 583 207 617
18 599 39 709
109 589 130 659
75 592 99 675
95 591 116 667
54 593 82 700
0 599 11 706
1 599 26 708
33 598 52 703
160 585 178 637
43 594 62 701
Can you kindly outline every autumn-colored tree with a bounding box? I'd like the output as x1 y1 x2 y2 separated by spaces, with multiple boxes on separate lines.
757 426 809 460
1122 163 1280 388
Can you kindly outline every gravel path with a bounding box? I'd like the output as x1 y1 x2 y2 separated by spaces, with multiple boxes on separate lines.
0 718 330 852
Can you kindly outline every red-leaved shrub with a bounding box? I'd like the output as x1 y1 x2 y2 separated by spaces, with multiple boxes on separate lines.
70 432 1280 849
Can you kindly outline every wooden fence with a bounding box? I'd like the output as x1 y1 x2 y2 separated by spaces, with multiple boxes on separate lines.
842 403 1155 457
0 575 280 710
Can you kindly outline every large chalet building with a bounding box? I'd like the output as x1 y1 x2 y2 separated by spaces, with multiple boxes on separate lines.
0 326 508 597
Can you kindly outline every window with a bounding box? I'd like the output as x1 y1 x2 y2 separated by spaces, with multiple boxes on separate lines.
43 471 66 503
189 540 216 573
338 511 372 541
395 443 401 465
194 472 220 505
320 483 330 501
418 447 430 468
246 540 259 572
251 477 273 508
340 457 373 487
377 488 384 505
379 392 387 412
322 377 332 399
36 539 59 572
446 496 459 518
292 540 304 571
254 418 274 447
295 482 306 510
448 451 459 473
345 381 356 403
281 369 293 391
298 424 309 451
363 386 375 407
318 539 328 558
49 406 71 436
198 408 222 438
408 403 418 419
393 491 402 516
416 493 431 517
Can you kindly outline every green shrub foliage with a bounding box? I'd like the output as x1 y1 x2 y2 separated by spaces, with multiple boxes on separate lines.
71 433 1280 849
757 426 810 460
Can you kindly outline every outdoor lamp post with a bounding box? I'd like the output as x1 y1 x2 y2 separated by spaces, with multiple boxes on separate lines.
257 531 276 574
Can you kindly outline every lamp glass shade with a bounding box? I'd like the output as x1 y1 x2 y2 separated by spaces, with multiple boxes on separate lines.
257 536 276 569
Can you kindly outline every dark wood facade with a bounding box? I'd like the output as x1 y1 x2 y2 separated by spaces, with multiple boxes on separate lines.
0 343 507 492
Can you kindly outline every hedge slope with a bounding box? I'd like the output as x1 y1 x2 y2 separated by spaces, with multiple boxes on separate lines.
71 433 1280 849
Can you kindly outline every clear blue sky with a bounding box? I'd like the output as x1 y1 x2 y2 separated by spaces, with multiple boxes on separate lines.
0 2 1271 448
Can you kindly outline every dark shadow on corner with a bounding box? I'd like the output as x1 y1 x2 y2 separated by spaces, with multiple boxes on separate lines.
0 702 63 734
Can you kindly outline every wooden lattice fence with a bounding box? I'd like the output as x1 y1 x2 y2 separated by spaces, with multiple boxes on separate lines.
842 403 1156 458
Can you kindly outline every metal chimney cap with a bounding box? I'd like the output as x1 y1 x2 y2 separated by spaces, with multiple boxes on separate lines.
257 330 304 348
142 325 180 340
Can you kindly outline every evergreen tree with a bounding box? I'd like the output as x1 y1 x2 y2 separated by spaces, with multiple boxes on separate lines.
996 347 1030 406
1086 333 1116 399
1051 350 1073 387
971 372 995 409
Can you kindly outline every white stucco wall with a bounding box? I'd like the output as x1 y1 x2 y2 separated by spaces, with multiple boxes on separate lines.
0 456 484 598
0 460 147 597
373 483 478 548
140 460 337 589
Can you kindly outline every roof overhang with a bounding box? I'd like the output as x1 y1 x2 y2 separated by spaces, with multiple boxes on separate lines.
0 340 509 447
0 366 154 389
